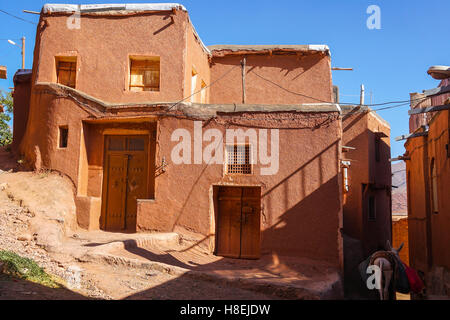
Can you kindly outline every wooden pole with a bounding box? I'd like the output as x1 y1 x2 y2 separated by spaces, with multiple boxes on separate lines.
360 84 365 106
241 57 246 104
21 37 25 69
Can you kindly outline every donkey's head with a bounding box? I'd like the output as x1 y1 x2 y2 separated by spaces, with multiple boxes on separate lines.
386 240 404 257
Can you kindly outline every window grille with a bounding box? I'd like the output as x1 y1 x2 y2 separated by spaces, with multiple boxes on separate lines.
226 145 252 174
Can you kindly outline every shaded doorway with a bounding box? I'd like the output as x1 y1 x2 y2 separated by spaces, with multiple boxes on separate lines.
215 186 261 259
101 135 149 232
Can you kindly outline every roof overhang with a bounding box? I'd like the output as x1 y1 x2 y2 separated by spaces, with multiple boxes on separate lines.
42 3 187 14
427 65 450 80
208 45 330 57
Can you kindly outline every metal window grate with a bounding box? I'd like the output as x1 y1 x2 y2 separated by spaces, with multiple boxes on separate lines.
226 145 252 174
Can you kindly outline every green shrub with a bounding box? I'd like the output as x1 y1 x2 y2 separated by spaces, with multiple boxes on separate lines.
0 250 60 288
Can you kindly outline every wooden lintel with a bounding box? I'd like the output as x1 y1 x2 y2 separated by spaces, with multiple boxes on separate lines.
395 131 428 141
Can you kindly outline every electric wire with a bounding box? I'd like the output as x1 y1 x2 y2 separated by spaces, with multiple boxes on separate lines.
0 9 37 25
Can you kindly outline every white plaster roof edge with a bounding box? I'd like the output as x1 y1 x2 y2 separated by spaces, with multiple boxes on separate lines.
42 3 187 14
208 44 330 55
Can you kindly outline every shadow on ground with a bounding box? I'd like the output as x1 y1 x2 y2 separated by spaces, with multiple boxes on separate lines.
0 274 91 300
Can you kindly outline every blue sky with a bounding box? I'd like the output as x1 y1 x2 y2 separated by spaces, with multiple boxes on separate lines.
0 0 449 157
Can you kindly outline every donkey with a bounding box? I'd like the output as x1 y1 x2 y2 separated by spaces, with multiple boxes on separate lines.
372 240 404 300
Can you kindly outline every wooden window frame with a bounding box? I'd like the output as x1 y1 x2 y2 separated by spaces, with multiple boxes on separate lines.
55 56 77 88
129 56 160 92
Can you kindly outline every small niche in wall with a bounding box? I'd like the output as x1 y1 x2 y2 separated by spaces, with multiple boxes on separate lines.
59 126 68 148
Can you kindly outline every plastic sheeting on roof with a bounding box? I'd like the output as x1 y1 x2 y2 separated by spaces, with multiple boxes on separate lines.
207 44 330 56
42 3 186 14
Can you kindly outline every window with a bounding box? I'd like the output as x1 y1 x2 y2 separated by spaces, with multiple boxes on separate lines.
129 57 160 92
431 159 439 214
59 126 68 148
368 196 376 221
225 145 252 175
191 68 198 102
56 57 77 88
375 136 381 162
200 80 207 104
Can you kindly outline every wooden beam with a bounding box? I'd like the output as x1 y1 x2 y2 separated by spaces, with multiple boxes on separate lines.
423 85 450 97
241 57 246 104
395 131 428 142
408 104 450 115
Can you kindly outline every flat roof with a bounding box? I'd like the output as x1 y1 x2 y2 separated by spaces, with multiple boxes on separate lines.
208 45 330 56
42 3 186 14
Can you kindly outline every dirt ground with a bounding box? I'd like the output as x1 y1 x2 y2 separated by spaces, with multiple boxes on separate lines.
1 148 342 300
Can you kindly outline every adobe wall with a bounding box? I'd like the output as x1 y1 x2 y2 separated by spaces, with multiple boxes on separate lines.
12 73 32 153
342 111 370 241
392 216 409 264
34 11 190 104
184 22 211 102
137 111 343 267
209 53 333 105
406 110 450 274
341 109 391 256
405 133 431 273
364 112 392 254
427 110 450 269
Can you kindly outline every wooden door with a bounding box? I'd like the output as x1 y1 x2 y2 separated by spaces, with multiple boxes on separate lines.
216 186 261 259
240 187 261 259
102 135 149 232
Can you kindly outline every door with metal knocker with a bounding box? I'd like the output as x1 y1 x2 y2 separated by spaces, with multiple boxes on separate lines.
216 186 261 259
101 135 149 232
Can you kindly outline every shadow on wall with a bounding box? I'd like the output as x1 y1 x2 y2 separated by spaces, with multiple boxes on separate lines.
114 140 344 299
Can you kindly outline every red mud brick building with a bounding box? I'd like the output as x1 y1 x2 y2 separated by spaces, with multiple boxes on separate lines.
11 4 392 278
405 68 450 298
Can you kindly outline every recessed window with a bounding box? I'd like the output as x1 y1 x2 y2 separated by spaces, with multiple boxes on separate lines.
225 145 252 175
129 57 160 92
56 57 77 88
200 80 207 104
368 196 376 221
375 136 381 162
191 68 198 102
59 126 68 148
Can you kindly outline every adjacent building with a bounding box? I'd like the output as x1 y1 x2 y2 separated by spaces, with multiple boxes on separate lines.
404 67 450 298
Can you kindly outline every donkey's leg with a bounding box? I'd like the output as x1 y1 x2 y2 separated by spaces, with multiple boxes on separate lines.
383 270 393 300
375 259 384 300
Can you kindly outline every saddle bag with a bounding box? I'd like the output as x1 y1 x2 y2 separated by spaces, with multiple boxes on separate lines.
403 263 424 293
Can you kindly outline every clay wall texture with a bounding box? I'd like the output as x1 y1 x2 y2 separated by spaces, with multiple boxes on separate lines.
406 81 450 287
341 109 392 256
11 5 391 271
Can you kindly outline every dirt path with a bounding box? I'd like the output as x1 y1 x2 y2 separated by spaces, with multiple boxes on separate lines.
0 156 280 299
0 149 339 300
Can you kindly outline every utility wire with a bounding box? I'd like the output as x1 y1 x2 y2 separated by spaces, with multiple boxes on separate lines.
250 70 430 108
0 9 37 25
165 64 241 113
